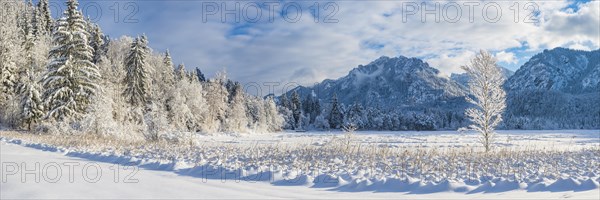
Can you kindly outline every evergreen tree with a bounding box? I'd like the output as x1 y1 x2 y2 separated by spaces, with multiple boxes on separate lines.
175 63 186 81
0 1 23 126
279 94 289 109
314 98 321 120
17 17 44 130
123 36 149 108
0 49 18 98
291 90 302 129
0 13 20 98
225 82 248 132
17 1 33 39
42 0 99 120
187 70 197 82
195 67 207 82
225 80 239 102
302 94 313 118
89 24 105 64
264 96 283 132
204 72 229 132
328 93 344 129
18 71 44 130
301 91 321 124
36 0 53 34
346 102 364 128
162 50 175 85
30 2 41 38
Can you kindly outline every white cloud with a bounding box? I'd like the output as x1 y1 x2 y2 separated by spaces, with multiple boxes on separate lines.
495 51 518 64
426 51 476 76
96 0 600 94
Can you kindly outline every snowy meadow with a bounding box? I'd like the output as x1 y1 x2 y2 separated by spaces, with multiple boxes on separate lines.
2 129 599 196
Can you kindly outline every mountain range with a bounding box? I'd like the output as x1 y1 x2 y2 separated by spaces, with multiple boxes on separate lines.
281 47 600 129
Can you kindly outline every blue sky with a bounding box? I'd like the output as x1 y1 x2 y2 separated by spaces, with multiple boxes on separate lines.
48 0 600 93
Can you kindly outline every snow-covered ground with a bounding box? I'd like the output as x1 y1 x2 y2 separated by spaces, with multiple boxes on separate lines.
1 130 599 199
199 130 600 150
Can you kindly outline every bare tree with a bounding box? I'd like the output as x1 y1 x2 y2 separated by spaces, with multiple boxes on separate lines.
462 50 507 152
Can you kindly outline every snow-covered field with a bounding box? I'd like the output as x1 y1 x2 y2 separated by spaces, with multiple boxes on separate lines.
1 130 599 199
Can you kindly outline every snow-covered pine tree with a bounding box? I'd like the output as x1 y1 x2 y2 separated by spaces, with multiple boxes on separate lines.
163 49 173 67
277 94 294 129
328 93 344 129
21 13 35 59
195 67 207 82
36 0 53 34
245 96 264 131
345 102 364 129
224 82 248 132
17 1 33 40
204 71 229 132
89 23 105 64
139 34 150 53
29 2 41 38
301 91 321 124
17 17 44 130
302 94 313 122
123 36 149 108
313 97 321 123
461 50 507 152
175 63 186 81
264 96 284 132
162 50 175 85
18 71 44 130
291 90 302 129
0 3 21 99
42 0 100 121
278 94 289 109
187 70 197 83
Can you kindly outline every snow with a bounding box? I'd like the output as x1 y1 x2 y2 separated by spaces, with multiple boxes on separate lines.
1 130 599 199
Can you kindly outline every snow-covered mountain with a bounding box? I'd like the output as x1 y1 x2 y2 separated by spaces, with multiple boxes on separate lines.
286 56 467 109
505 47 600 93
503 48 600 129
280 48 599 130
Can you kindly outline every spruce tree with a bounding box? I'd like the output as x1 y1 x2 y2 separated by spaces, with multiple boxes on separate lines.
280 94 290 110
291 90 302 129
123 36 148 107
30 3 41 38
18 71 44 130
36 0 53 34
264 96 283 132
42 0 99 120
225 83 247 132
0 0 22 105
328 93 344 129
204 72 229 132
195 67 207 82
89 24 105 64
175 63 186 81
314 98 321 120
17 17 42 129
162 50 175 85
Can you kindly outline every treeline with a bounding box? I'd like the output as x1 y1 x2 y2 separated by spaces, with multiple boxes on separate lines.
0 0 283 140
503 90 600 129
278 91 468 131
279 88 600 131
